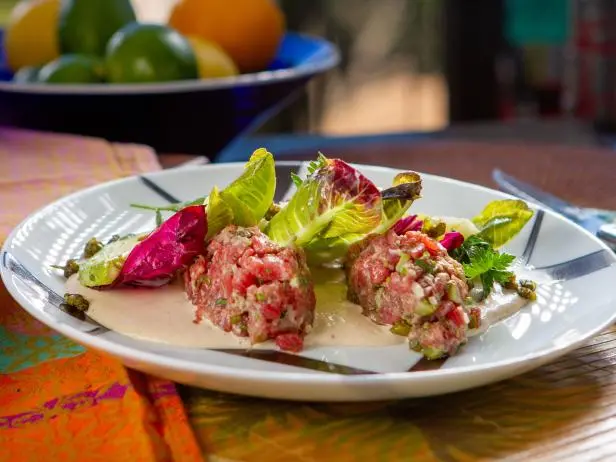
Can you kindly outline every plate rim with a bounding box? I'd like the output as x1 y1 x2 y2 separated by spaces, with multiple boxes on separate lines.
2 161 616 386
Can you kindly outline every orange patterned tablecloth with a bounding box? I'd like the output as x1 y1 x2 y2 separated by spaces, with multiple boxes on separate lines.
0 128 203 462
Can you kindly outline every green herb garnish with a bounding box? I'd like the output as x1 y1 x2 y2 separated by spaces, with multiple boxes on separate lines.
290 172 303 187
415 258 435 274
451 235 516 299
130 196 207 214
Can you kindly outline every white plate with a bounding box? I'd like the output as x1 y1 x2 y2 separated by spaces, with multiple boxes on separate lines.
2 162 616 402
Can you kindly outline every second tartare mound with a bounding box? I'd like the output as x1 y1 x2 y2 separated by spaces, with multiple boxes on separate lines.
346 230 477 359
184 225 316 352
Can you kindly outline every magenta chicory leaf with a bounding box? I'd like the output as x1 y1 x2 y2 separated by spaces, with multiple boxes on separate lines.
392 215 423 235
116 205 207 287
440 231 465 251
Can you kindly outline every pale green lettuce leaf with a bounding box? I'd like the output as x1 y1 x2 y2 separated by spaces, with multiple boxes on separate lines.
206 186 234 239
302 172 423 264
265 156 382 247
220 148 276 226
472 199 534 248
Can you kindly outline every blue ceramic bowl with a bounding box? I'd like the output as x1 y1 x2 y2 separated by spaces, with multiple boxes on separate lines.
0 31 339 159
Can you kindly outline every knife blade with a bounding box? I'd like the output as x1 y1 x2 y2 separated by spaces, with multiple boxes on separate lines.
492 169 616 249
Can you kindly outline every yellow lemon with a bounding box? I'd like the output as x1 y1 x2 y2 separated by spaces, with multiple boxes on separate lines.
187 36 239 79
4 0 61 72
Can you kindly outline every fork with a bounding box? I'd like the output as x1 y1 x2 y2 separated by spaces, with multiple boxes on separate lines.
492 169 616 250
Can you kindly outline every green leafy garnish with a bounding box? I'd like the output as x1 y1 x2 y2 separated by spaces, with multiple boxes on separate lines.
415 258 436 274
265 155 382 247
130 196 206 213
452 234 516 298
290 172 303 187
308 153 328 175
294 167 422 264
206 186 234 239
130 149 275 231
471 199 533 248
218 148 276 227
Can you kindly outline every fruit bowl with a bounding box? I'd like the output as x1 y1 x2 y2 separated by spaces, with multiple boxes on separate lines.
0 30 339 159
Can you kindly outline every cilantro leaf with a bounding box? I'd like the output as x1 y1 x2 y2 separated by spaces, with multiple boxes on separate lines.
463 250 514 279
451 234 516 298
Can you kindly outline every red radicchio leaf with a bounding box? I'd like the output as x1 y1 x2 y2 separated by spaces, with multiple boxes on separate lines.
117 205 207 287
392 215 423 235
439 231 465 251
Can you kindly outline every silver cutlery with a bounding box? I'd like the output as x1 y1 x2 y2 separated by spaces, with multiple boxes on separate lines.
492 169 616 250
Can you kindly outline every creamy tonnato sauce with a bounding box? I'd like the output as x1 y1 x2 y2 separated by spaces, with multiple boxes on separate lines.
65 267 528 349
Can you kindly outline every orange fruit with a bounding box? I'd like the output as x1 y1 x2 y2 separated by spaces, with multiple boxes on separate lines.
168 0 285 73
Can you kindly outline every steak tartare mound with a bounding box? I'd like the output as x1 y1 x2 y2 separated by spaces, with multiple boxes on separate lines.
347 230 475 359
184 225 315 352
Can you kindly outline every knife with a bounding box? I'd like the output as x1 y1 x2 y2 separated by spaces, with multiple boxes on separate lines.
492 169 616 250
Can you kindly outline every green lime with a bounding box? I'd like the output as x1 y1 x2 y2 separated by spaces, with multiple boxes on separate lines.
38 54 105 84
13 65 42 83
105 23 199 83
59 0 136 56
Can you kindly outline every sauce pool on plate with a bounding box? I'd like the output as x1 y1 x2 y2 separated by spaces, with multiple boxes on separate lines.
65 268 527 349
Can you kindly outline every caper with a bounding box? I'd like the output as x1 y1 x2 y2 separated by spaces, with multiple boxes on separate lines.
83 238 103 259
63 293 90 312
61 259 80 279
519 279 537 291
425 221 446 239
517 287 537 301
